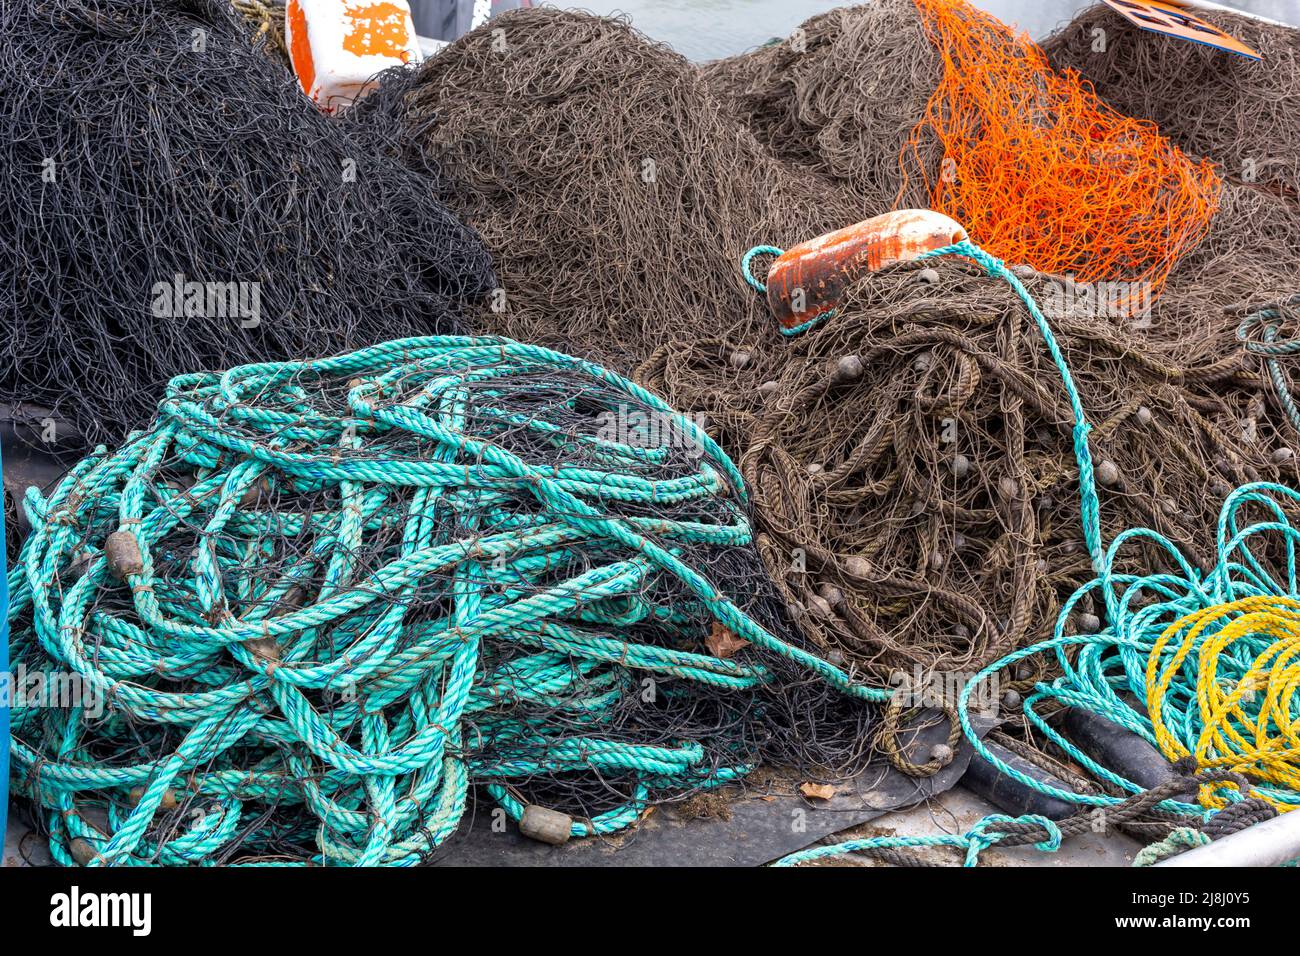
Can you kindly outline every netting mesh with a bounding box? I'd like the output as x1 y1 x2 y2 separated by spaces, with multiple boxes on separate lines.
0 0 495 450
905 0 1221 297
707 0 1224 303
1044 4 1300 205
640 256 1290 680
369 6 862 375
702 0 942 211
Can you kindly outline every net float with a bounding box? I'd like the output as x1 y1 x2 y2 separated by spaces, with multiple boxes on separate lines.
758 209 968 333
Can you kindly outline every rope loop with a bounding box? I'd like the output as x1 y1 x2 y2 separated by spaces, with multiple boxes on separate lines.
740 245 784 294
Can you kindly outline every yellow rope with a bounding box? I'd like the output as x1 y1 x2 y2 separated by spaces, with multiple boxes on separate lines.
1148 595 1300 811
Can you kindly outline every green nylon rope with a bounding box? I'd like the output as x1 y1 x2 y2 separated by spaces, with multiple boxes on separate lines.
1237 295 1300 437
7 335 890 867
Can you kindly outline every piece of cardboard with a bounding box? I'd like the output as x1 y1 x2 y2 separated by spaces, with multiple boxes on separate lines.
1100 0 1262 60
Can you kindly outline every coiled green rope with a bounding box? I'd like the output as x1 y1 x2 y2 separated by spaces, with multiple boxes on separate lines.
1238 295 1300 437
7 335 890 866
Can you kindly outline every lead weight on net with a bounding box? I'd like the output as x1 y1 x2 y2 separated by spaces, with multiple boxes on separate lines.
104 529 143 580
758 380 779 399
238 476 269 507
1273 447 1294 464
519 805 573 846
833 354 864 383
69 838 97 867
807 595 834 620
916 267 940 285
845 556 872 578
930 743 954 765
129 785 178 809
817 583 844 607
243 636 282 662
730 350 751 369
1136 405 1153 426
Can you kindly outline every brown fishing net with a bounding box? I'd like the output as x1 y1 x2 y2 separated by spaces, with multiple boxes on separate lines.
387 6 862 375
1044 4 1300 205
702 0 941 211
637 257 1288 683
1043 6 1300 409
380 5 1297 704
705 1 1299 434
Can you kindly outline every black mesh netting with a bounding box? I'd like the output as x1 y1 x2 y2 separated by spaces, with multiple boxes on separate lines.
0 0 496 450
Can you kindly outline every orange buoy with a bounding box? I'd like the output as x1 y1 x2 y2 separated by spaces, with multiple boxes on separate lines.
765 210 968 332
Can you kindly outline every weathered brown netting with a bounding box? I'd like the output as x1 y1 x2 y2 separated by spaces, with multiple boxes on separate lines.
378 4 1298 700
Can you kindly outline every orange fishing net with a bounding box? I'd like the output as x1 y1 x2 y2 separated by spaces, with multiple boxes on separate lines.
903 0 1222 301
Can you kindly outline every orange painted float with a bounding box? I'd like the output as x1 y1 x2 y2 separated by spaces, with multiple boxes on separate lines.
762 209 968 332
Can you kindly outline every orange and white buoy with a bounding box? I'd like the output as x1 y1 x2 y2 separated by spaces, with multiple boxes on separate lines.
286 0 422 112
763 210 968 332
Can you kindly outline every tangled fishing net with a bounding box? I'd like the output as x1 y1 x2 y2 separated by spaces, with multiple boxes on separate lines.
1044 4 1300 206
6 336 882 866
708 0 1221 302
1040 7 1300 424
0 0 495 450
372 7 1276 682
641 253 1290 683
702 0 941 211
773 242 1300 865
376 6 860 374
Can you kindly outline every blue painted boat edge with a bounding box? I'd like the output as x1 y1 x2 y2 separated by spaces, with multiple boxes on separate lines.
1 441 9 847
1130 18 1263 59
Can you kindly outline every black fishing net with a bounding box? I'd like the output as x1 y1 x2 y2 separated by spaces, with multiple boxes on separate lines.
0 0 496 451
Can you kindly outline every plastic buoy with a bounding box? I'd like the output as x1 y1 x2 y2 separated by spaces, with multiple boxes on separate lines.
764 210 967 332
286 0 422 112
